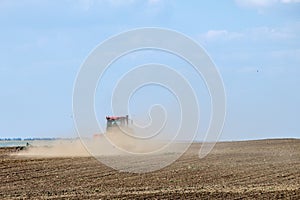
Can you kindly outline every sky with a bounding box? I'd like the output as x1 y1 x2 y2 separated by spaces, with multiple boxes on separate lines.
0 0 299 140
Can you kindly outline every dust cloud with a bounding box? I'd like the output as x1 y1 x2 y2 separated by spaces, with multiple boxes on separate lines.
12 129 190 172
12 130 185 158
13 139 91 157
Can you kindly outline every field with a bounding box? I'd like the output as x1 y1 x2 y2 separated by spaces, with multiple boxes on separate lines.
0 139 299 199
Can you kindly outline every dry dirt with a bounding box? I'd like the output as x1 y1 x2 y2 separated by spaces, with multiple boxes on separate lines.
0 139 299 199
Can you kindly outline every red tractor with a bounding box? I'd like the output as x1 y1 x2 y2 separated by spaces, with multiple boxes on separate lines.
93 115 132 138
106 115 129 132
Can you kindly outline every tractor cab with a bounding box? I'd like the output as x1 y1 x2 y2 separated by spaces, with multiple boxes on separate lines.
106 115 129 132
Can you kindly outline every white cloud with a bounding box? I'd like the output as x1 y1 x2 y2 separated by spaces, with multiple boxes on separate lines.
235 0 277 7
235 0 300 8
200 30 243 42
205 30 228 39
105 0 136 6
200 23 299 43
248 26 295 40
148 0 162 5
280 0 300 3
270 49 300 61
73 0 137 11
76 0 92 11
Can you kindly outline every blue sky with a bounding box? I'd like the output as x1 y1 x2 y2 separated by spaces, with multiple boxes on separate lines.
0 0 299 140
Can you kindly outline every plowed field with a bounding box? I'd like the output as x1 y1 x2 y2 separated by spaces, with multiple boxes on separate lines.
0 139 299 199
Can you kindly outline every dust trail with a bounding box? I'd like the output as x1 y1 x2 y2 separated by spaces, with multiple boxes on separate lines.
12 137 135 157
13 139 91 157
12 129 185 160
